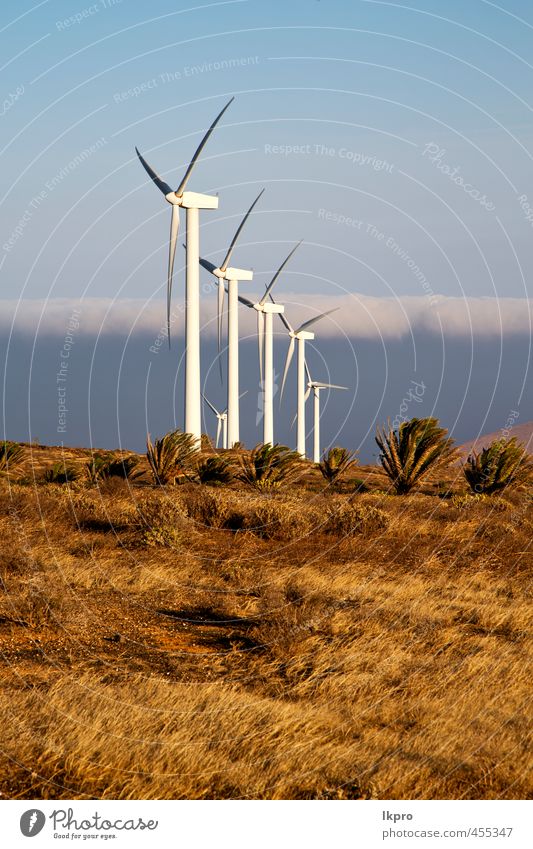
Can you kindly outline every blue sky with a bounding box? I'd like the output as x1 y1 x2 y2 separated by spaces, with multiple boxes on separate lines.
1 0 532 454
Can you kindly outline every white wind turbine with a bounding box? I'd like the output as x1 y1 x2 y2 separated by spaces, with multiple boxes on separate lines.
303 361 348 463
237 242 302 445
276 305 339 457
202 394 227 449
198 190 264 448
135 97 233 442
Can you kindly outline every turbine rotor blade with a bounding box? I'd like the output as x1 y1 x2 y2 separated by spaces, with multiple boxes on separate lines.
269 294 293 332
304 386 312 403
135 147 173 195
237 294 254 308
216 417 222 449
220 188 264 272
199 256 217 274
314 382 348 390
260 240 302 305
257 310 264 385
202 393 220 416
280 336 295 400
167 204 180 345
175 97 234 195
304 358 312 385
297 307 339 334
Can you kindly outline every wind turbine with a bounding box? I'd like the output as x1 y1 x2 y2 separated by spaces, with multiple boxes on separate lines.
237 242 302 445
303 362 348 463
198 190 264 448
202 394 227 449
276 306 339 458
135 96 234 442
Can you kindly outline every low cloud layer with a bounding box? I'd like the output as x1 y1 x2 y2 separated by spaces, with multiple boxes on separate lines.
0 294 531 341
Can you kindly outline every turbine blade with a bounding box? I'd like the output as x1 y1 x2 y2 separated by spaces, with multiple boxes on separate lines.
238 389 248 400
314 382 348 390
217 279 224 381
202 393 219 416
304 386 312 403
297 307 339 334
135 147 173 195
167 204 180 345
175 97 234 195
257 310 264 385
216 417 222 449
238 294 254 307
220 189 264 272
260 240 302 304
304 358 312 385
269 294 294 333
199 256 217 274
280 336 295 400
290 410 297 430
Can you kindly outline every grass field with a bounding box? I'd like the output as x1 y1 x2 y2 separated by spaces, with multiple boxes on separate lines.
0 442 531 800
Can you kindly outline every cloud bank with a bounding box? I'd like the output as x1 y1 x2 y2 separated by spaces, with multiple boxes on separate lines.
0 295 531 341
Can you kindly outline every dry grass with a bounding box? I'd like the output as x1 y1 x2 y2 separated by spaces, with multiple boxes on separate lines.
0 445 531 800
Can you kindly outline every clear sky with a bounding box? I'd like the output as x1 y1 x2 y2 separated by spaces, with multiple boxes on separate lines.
1 0 532 455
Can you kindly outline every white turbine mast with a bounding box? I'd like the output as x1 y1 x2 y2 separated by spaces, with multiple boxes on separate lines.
198 190 264 448
238 241 302 445
275 305 339 458
135 97 234 442
303 361 348 463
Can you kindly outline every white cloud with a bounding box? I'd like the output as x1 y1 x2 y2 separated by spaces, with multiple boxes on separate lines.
0 294 531 340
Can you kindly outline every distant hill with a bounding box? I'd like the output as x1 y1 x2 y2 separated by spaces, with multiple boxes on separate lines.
459 421 533 456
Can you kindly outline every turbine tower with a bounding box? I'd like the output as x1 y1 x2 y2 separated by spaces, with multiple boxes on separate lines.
202 394 227 449
135 97 234 442
238 242 302 445
303 361 348 463
198 191 264 448
277 306 338 458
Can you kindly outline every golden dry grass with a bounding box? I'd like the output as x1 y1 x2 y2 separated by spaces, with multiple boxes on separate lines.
0 444 531 800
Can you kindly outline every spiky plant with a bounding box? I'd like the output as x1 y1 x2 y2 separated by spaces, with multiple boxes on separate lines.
375 417 458 494
0 440 24 474
86 454 143 484
146 429 198 485
463 438 532 495
237 443 303 491
43 462 80 484
196 455 234 486
318 446 358 488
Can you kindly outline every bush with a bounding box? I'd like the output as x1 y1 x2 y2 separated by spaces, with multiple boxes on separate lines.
463 438 532 495
324 500 389 536
375 417 458 494
86 454 143 484
196 456 234 486
136 495 188 547
0 441 24 475
238 444 303 491
43 462 80 485
146 430 199 485
318 447 358 488
184 490 231 529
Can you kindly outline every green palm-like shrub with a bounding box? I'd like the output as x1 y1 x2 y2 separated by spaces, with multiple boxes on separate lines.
86 454 143 484
463 438 532 495
146 430 198 485
237 443 303 491
43 462 80 484
318 446 358 488
0 440 24 474
196 455 234 486
375 417 458 494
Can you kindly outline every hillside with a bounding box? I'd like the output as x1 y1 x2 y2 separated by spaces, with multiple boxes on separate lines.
0 443 531 800
459 421 533 456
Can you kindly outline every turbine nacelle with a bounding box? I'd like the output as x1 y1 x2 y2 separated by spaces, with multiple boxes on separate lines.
165 190 218 209
291 329 315 341
254 301 284 314
219 266 253 282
